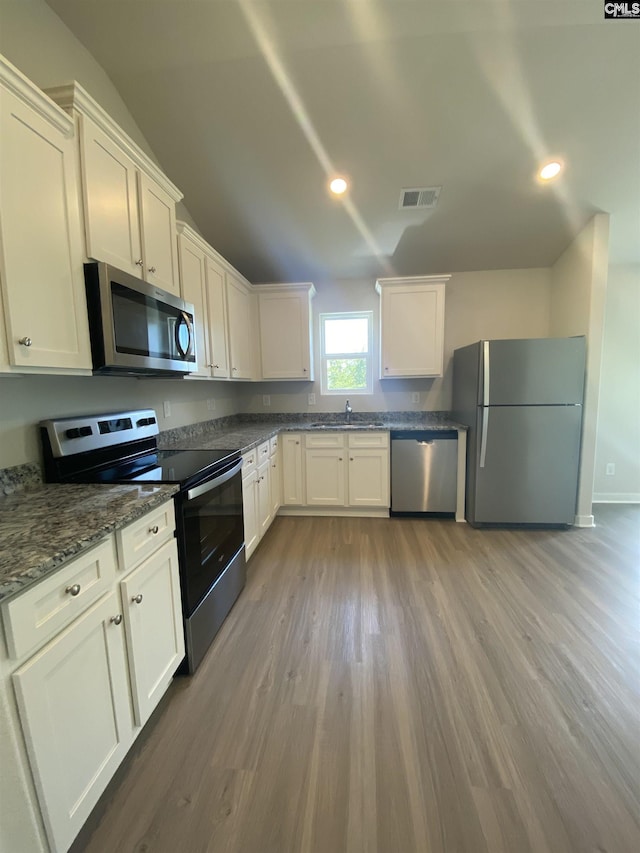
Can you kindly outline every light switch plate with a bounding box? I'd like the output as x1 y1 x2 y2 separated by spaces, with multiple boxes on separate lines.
411 392 420 403
207 398 216 412
263 395 271 407
163 400 171 418
308 393 316 405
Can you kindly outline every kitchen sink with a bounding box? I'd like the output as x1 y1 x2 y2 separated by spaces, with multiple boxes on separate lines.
308 421 385 429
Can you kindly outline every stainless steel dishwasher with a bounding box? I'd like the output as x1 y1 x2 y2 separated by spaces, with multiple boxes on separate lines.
390 430 458 515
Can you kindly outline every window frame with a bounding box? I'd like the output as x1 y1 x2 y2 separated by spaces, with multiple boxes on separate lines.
319 310 373 396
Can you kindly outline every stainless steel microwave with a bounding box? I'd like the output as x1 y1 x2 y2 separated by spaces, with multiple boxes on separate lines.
84 262 197 376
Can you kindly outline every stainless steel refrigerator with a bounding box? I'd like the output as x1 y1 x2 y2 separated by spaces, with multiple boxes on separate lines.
452 336 585 527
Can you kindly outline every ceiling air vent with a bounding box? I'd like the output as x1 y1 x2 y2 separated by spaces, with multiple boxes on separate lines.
399 186 442 210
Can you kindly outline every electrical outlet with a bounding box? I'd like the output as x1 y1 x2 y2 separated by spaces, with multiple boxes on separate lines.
263 395 271 407
411 392 420 404
308 393 316 405
207 398 216 412
606 462 615 476
163 400 171 418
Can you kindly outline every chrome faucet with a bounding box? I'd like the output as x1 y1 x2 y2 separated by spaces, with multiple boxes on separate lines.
345 399 353 424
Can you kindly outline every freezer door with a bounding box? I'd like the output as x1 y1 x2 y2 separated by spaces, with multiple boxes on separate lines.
482 337 585 406
469 405 582 525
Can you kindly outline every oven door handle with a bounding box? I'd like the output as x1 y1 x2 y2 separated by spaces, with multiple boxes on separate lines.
185 459 243 501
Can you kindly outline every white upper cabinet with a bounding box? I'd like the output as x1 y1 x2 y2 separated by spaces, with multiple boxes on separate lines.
0 57 92 373
177 227 210 378
137 171 180 293
46 83 183 296
257 283 316 380
376 275 450 378
78 115 142 275
205 255 231 378
226 271 256 380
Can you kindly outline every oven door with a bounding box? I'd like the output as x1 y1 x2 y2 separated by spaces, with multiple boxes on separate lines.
175 459 244 617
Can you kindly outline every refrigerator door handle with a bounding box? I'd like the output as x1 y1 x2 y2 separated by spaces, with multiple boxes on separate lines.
479 407 489 468
482 341 490 405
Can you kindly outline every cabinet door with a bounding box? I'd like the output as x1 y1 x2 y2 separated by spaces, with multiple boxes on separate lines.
0 87 92 370
281 434 304 505
138 172 180 295
348 449 390 507
306 449 346 506
258 290 312 380
12 592 132 853
226 272 254 379
270 446 282 517
205 256 230 377
242 471 259 560
178 234 210 377
79 115 142 276
380 284 444 377
120 539 184 727
257 459 272 537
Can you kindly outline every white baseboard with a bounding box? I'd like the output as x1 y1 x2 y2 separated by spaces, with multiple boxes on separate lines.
574 514 595 528
592 493 640 503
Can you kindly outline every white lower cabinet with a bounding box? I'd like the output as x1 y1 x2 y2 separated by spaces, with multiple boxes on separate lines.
270 437 282 518
120 539 184 727
282 432 390 514
305 445 346 506
0 499 183 853
12 591 132 853
257 458 272 537
242 440 279 561
281 434 304 505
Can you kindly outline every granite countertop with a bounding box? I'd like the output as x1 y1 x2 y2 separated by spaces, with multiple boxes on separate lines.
0 483 178 602
158 417 467 454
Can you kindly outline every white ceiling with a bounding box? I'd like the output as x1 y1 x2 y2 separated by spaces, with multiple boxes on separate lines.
45 0 640 283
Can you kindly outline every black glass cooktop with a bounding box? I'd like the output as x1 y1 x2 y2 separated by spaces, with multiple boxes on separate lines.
87 447 240 488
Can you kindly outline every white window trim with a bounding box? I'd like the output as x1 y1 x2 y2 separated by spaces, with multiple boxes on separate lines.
319 310 373 396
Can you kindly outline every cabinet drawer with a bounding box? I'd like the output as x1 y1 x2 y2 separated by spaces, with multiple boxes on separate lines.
348 431 389 449
269 435 279 455
242 448 258 474
305 432 345 449
257 440 270 462
116 501 176 575
1 537 117 660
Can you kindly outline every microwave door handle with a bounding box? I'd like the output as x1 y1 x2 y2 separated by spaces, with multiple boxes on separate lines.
174 311 194 359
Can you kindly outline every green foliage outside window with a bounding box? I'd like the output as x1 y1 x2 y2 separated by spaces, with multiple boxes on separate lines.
326 358 367 390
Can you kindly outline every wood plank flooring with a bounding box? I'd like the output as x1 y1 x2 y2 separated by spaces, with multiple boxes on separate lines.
77 506 640 853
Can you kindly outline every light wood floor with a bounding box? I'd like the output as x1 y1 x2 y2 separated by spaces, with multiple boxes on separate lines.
79 507 639 853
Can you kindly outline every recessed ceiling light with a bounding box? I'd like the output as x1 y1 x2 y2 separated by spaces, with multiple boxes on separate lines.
539 161 563 181
329 176 348 195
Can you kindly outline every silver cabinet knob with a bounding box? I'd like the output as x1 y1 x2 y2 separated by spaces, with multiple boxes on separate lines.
19 337 32 347
132 594 143 604
148 266 157 273
135 258 143 267
303 367 307 373
148 525 159 534
339 457 343 462
350 457 354 461
384 366 389 371
65 583 81 597
110 614 123 625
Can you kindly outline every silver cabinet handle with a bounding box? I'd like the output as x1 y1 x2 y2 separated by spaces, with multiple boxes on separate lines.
19 337 32 347
65 583 81 597
135 258 143 267
110 614 123 625
232 367 238 372
132 594 143 604
148 266 156 273
208 363 220 369
148 525 159 534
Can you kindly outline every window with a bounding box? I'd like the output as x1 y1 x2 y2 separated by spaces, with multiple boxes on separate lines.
319 311 373 395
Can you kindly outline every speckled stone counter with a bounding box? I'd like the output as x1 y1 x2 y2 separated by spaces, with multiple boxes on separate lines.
158 414 467 454
0 483 178 602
